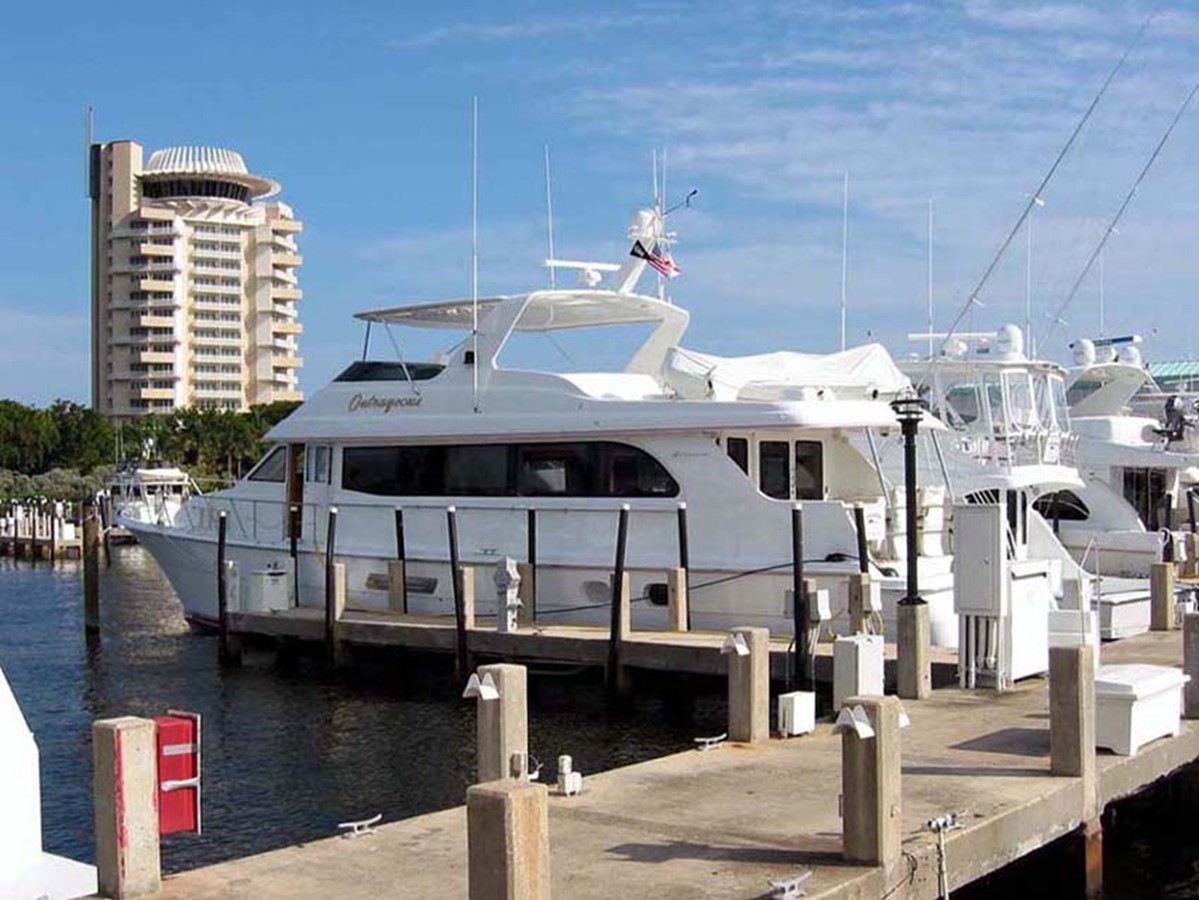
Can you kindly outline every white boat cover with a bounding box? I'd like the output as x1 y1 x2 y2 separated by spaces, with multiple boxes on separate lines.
663 343 910 401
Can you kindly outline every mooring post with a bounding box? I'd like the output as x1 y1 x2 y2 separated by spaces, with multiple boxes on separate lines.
101 492 113 568
1184 613 1199 719
1049 643 1100 898
83 499 100 640
791 502 811 692
726 626 769 743
466 779 550 900
892 397 931 700
469 662 529 783
388 507 408 614
1188 488 1198 534
288 503 301 608
93 716 161 898
216 511 241 666
606 504 632 697
1150 560 1176 631
676 501 692 631
48 503 57 564
848 505 871 634
448 506 471 681
515 508 537 627
840 695 903 868
324 506 347 669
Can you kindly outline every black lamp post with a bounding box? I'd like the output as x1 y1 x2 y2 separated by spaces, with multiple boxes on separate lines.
891 396 926 607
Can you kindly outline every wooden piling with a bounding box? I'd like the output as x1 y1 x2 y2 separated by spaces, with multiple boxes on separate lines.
325 507 345 669
606 504 631 697
448 506 470 681
517 508 537 626
791 503 812 691
217 511 241 666
676 501 691 631
389 508 408 613
289 503 301 608
101 493 113 568
83 499 100 640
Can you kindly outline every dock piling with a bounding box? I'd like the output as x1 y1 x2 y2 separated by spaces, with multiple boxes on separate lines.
667 567 689 632
389 508 408 613
83 499 100 640
725 626 769 743
324 507 347 669
676 501 692 630
469 662 529 783
100 493 113 568
791 503 812 691
896 604 932 699
93 717 161 898
448 506 471 681
288 503 300 607
1184 613 1199 719
1049 644 1097 813
466 779 550 900
517 508 537 626
840 695 902 868
1150 561 1176 631
606 504 631 697
217 511 241 666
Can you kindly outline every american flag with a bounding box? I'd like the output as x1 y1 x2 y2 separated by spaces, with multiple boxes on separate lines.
630 240 681 279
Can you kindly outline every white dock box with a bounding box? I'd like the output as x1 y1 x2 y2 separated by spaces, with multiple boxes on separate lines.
777 691 815 737
1094 664 1190 756
833 634 884 711
246 569 289 612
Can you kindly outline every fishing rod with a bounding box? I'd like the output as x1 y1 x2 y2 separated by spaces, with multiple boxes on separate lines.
914 7 1158 387
1041 76 1199 346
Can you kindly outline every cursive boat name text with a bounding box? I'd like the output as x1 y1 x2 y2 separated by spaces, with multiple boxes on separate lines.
348 393 423 413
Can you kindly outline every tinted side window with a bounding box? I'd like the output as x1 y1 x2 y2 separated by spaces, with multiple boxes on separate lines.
794 441 823 500
445 445 509 496
517 444 593 496
248 446 287 482
759 441 790 499
726 437 749 474
601 443 678 496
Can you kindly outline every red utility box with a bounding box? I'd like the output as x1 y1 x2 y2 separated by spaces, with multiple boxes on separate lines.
154 711 201 835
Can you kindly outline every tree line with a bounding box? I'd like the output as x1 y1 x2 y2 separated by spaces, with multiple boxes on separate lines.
0 399 299 499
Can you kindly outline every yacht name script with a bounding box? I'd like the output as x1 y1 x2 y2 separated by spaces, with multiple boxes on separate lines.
348 393 423 413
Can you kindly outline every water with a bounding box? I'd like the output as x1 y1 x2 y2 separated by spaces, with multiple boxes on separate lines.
0 546 726 873
2 547 1197 895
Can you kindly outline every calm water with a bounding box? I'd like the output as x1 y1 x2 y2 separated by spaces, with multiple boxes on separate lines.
1 547 1196 896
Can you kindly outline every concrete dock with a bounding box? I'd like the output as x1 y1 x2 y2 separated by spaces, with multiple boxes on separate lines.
230 607 958 680
147 630 1195 899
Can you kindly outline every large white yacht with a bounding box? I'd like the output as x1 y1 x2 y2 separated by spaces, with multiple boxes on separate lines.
1060 336 1199 575
125 206 964 644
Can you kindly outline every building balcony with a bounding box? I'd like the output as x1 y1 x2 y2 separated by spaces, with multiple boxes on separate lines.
112 335 179 348
133 387 176 401
111 370 178 382
273 356 303 369
136 206 176 222
189 283 242 295
109 299 180 312
138 243 176 257
271 389 304 402
138 278 176 292
270 218 303 234
192 337 243 349
272 320 303 335
271 285 302 300
133 351 177 364
271 252 303 268
270 232 298 251
135 315 176 330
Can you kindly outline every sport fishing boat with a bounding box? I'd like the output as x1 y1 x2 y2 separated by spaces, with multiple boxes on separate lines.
1059 335 1199 576
108 464 197 532
124 204 965 644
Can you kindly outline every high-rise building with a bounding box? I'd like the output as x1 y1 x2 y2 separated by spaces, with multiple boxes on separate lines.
89 141 304 417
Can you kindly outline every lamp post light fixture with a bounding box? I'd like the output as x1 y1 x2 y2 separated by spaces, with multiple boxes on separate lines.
891 395 926 607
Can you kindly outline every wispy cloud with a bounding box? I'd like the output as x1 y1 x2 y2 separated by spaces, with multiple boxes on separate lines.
390 13 672 50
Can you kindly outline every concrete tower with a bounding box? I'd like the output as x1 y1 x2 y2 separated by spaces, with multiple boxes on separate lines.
89 141 304 417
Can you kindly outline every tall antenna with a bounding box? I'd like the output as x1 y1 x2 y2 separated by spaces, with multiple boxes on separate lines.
840 171 849 351
471 96 480 414
659 148 668 301
544 142 556 290
927 197 934 358
917 8 1156 386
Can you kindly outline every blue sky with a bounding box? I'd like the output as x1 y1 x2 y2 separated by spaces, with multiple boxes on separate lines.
2 1 1198 404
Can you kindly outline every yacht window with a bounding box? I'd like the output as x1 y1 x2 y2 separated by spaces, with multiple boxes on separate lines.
446 445 509 496
1034 375 1056 430
1004 372 1037 429
759 441 790 500
1052 375 1071 430
1032 491 1090 521
342 441 679 498
726 437 749 474
982 374 1005 432
517 444 592 495
248 446 287 483
943 383 981 426
306 445 332 484
794 441 823 500
601 443 678 496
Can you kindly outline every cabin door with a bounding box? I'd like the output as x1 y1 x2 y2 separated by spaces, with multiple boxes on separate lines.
285 444 305 543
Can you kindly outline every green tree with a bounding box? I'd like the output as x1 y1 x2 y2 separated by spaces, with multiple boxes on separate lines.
47 399 116 472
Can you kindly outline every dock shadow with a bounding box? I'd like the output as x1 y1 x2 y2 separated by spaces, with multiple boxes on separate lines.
950 726 1050 758
904 764 1047 778
605 840 844 868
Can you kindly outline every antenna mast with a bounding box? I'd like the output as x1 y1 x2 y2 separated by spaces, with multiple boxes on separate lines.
544 143 556 289
840 171 848 351
927 198 934 358
471 96 480 413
